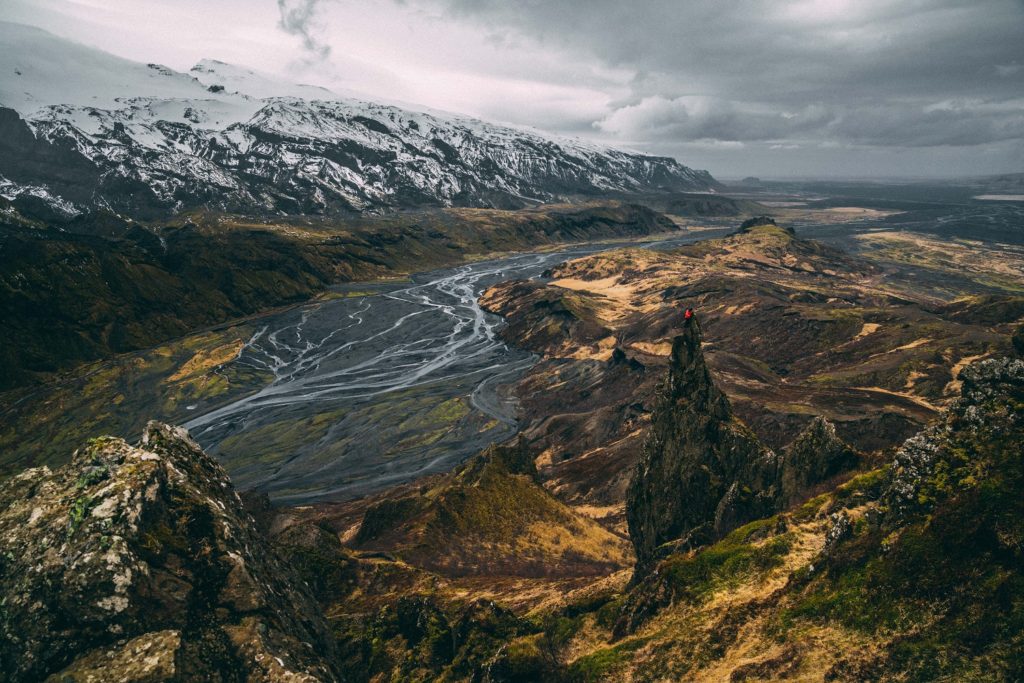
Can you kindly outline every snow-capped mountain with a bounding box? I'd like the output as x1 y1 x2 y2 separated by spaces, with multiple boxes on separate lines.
0 22 719 217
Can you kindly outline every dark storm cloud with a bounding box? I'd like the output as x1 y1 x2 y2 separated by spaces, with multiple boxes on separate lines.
278 0 332 59
418 0 1024 152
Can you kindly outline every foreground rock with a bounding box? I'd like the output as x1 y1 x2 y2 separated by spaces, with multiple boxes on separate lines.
0 422 341 682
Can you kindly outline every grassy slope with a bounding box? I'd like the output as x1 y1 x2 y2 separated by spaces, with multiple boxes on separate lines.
0 326 268 473
506 356 1024 682
270 442 633 682
351 442 632 578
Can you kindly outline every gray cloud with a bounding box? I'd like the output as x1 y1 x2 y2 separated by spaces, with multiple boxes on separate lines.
410 0 1024 158
278 0 332 59
6 0 1020 176
595 96 1024 149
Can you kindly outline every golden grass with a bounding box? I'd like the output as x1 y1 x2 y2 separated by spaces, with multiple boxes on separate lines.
168 339 244 382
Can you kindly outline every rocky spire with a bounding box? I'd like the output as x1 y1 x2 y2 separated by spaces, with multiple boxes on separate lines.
780 416 859 506
626 318 779 577
664 317 731 419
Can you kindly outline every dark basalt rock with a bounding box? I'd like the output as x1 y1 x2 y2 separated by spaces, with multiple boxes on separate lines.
780 416 860 506
0 106 102 208
609 347 645 372
0 422 342 682
626 317 859 578
626 318 780 577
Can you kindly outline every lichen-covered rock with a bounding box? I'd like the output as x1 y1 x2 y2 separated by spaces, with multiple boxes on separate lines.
789 355 1024 679
823 510 853 556
626 318 781 576
0 422 342 682
885 357 1024 519
42 629 182 683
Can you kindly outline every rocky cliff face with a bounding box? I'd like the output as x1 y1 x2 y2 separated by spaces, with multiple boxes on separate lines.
0 422 340 682
883 355 1024 521
626 317 860 577
626 319 780 575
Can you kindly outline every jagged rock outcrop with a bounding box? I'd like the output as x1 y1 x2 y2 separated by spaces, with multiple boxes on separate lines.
626 318 780 576
779 416 859 506
884 356 1024 520
626 318 860 577
786 355 1024 679
0 422 341 682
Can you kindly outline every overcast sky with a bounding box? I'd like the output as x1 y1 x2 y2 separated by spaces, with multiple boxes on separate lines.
3 0 1023 178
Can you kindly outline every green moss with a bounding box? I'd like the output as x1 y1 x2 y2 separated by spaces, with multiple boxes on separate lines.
662 531 793 603
494 634 552 680
595 596 627 630
834 466 889 503
66 495 94 539
720 515 781 545
541 614 581 653
791 493 831 523
568 638 649 682
75 463 109 491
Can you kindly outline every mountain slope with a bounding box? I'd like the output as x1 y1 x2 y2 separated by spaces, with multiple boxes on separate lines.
0 22 719 217
478 220 1019 533
351 440 632 578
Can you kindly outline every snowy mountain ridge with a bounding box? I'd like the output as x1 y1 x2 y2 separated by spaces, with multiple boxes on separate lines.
0 21 719 217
